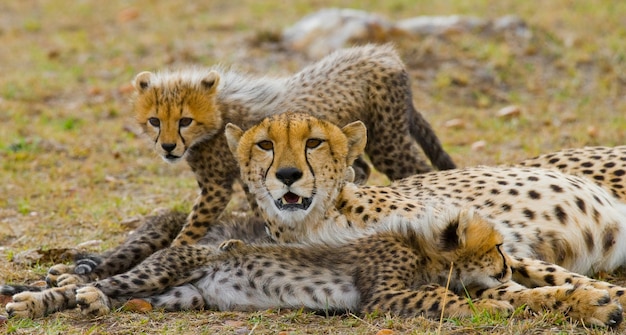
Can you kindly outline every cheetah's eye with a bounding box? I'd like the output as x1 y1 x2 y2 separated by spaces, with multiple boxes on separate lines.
306 138 323 149
179 117 193 127
148 117 160 127
257 140 273 151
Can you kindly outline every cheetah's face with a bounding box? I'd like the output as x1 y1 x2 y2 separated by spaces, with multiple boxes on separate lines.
225 113 367 227
442 209 512 291
132 70 223 163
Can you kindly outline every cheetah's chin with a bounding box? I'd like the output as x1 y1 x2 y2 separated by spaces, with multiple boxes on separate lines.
164 154 182 162
275 192 312 211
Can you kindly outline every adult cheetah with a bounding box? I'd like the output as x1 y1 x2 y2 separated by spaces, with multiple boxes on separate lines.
133 44 455 246
221 113 626 303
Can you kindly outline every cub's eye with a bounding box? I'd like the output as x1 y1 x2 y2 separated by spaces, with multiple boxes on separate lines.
179 117 193 127
257 140 273 151
306 138 323 149
148 117 160 127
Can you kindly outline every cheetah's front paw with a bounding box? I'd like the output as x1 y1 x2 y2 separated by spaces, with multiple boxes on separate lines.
564 286 623 328
76 286 111 316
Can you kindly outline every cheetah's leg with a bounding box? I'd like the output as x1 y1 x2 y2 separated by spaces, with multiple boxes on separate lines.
5 285 79 319
92 245 216 298
46 211 187 287
142 284 206 311
510 257 626 306
75 283 206 316
471 282 623 328
361 284 513 318
172 178 233 246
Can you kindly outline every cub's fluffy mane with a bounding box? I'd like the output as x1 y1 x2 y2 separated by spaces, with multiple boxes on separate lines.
141 66 288 117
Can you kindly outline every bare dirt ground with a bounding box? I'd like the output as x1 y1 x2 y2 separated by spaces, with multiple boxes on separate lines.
1 1 626 334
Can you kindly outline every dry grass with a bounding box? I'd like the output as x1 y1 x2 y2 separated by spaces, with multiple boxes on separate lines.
1 0 626 334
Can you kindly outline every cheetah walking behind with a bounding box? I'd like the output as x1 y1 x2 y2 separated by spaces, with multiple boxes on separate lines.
133 44 455 246
4 209 623 328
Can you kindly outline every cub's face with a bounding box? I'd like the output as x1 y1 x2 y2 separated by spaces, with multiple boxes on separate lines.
132 70 223 163
442 209 512 290
226 113 367 228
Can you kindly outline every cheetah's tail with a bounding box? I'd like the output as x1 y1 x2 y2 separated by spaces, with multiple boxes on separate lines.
0 284 47 296
407 101 456 170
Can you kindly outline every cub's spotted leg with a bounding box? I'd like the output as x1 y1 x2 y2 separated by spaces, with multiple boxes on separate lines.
91 245 216 298
510 257 626 306
173 139 238 246
75 284 207 316
361 284 513 318
471 282 623 328
5 285 79 319
46 211 187 287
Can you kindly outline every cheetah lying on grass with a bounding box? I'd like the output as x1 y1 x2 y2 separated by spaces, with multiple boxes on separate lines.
3 209 623 328
224 113 626 280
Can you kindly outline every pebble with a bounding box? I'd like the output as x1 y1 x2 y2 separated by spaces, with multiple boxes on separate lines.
471 140 487 151
496 105 521 119
444 118 466 129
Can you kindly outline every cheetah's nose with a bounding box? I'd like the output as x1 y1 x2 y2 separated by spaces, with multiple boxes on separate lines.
161 143 176 152
276 167 303 186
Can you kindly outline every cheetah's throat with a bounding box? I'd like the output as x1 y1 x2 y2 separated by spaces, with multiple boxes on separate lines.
276 192 312 211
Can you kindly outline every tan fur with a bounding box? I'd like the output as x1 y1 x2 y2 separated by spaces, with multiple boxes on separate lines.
131 44 455 246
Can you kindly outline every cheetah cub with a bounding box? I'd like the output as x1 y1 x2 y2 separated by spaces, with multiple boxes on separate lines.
3 209 623 328
132 44 455 246
225 112 626 304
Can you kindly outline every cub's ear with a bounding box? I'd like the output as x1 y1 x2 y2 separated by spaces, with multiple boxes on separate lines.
341 121 367 166
201 71 220 94
439 208 500 253
224 123 244 158
133 71 153 92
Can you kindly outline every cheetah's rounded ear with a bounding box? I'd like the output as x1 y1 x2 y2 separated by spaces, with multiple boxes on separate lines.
341 121 367 165
201 71 220 93
224 123 244 158
134 71 153 92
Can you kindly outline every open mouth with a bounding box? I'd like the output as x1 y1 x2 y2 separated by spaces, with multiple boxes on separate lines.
164 154 182 161
275 192 312 211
